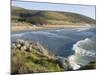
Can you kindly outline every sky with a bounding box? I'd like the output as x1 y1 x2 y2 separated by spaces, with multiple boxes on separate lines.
12 0 96 19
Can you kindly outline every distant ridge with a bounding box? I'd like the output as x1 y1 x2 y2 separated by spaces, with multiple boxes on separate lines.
11 6 96 25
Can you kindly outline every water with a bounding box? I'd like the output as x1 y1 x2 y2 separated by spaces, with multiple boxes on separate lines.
11 27 96 69
11 27 96 57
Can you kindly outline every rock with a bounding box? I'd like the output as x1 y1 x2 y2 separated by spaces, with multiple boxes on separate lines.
16 43 21 49
21 46 28 51
16 39 25 46
35 42 49 56
11 39 50 56
55 56 69 70
35 42 43 52
11 39 73 71
11 43 16 49
29 44 33 51
24 41 30 47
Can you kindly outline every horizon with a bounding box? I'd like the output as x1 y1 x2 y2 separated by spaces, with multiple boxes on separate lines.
12 0 96 19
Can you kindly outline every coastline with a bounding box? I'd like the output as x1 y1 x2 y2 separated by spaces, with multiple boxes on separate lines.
11 24 96 74
11 24 95 32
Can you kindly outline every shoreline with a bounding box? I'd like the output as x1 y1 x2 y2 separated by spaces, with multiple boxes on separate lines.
11 24 95 32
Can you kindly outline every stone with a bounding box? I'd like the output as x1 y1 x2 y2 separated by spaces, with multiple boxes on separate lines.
21 46 27 51
17 39 25 46
16 43 21 49
24 41 30 47
11 43 16 49
55 56 69 70
29 45 33 51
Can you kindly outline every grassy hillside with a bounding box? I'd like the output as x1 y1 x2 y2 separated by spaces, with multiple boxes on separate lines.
11 49 64 74
11 39 96 74
11 6 95 25
11 40 64 74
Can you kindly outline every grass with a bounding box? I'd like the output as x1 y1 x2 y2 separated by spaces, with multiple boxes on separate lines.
11 49 64 74
79 61 96 70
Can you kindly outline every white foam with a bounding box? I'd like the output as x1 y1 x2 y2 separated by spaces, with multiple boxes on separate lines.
68 37 96 70
11 33 25 37
76 24 92 31
11 31 33 37
68 55 81 70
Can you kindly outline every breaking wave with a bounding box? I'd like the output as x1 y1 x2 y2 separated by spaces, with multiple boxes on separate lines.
77 27 91 32
11 32 31 37
11 33 25 37
68 37 96 70
12 31 67 39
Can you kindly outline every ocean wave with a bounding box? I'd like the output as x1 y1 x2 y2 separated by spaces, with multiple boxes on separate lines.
76 27 91 32
68 37 96 70
32 31 67 39
32 31 58 36
11 33 25 37
12 30 68 40
11 32 31 37
76 24 93 32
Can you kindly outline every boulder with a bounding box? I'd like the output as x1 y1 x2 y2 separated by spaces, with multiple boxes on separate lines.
29 44 33 51
11 43 16 49
16 43 21 49
16 39 25 46
20 45 28 51
55 56 70 70
35 42 49 56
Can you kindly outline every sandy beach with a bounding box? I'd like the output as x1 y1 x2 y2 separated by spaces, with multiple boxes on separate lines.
11 22 93 32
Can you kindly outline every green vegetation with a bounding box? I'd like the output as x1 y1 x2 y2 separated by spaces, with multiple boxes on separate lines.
79 61 96 70
11 6 95 25
11 48 96 74
11 48 64 74
11 39 96 74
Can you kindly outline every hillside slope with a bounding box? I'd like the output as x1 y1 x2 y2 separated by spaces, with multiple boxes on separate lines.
11 6 96 25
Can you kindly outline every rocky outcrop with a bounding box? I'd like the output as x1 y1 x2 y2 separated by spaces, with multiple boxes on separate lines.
11 39 73 71
11 39 51 57
11 39 95 72
55 56 72 70
12 39 33 51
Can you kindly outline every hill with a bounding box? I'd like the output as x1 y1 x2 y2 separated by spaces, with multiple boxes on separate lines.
11 39 64 74
11 6 96 26
11 39 95 74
